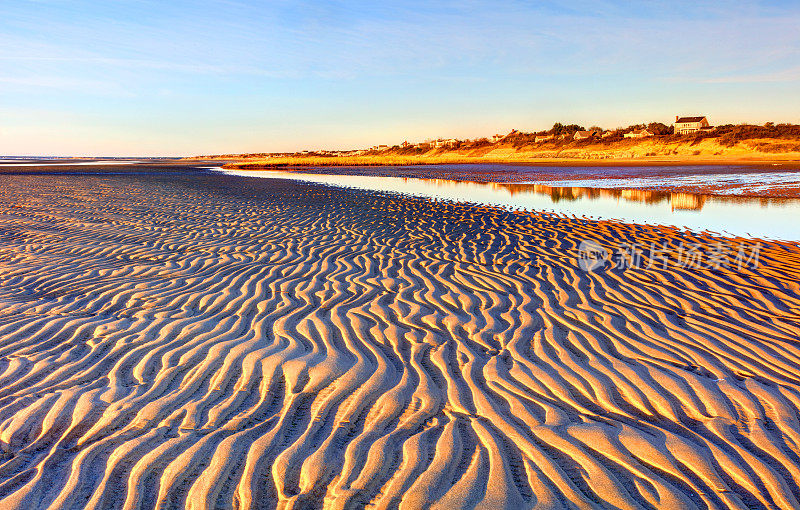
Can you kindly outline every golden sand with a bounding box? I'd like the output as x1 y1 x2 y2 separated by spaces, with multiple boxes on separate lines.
0 174 798 509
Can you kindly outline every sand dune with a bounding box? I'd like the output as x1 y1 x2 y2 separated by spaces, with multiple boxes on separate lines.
0 173 799 509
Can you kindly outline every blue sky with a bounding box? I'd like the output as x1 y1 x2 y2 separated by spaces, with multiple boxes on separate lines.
1 0 799 156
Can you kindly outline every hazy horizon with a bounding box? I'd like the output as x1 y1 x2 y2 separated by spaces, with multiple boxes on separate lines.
3 0 800 157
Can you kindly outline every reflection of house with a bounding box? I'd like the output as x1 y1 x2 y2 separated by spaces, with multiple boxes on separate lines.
624 129 654 139
674 116 710 135
670 193 705 211
622 189 655 202
574 130 599 140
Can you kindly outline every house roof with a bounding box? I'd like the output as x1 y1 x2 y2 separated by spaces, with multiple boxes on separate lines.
676 116 706 123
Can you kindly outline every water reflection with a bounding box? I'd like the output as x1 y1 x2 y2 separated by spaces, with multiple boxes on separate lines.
217 169 800 241
494 182 710 210
486 181 799 211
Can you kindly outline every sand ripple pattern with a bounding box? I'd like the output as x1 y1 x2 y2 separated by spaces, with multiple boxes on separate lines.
0 174 799 509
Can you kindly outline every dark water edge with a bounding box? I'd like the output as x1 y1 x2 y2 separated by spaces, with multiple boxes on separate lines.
0 159 225 175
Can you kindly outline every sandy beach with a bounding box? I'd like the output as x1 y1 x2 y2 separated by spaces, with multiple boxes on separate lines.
0 171 799 509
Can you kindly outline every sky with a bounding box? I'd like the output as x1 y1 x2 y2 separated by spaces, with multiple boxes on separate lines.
1 0 799 156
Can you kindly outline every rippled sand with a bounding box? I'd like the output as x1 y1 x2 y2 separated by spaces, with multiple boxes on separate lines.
0 173 799 509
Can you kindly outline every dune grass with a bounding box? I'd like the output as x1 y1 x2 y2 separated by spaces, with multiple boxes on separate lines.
221 137 800 170
223 154 495 169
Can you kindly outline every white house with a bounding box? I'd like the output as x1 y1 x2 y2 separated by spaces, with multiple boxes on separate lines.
674 116 710 135
624 129 654 139
535 134 554 142
431 138 458 148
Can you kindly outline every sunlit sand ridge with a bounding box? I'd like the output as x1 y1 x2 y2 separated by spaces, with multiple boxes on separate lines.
0 173 799 509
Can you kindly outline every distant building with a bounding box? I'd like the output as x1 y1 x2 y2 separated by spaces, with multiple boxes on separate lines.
574 129 599 140
674 116 710 135
624 129 654 139
401 141 411 148
490 134 505 143
535 134 554 142
431 138 458 148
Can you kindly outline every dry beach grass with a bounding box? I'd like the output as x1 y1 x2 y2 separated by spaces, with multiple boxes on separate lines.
221 136 800 170
0 173 799 508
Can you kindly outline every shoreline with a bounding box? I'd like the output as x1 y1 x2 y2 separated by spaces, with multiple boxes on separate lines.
219 170 800 201
224 156 800 169
218 158 800 199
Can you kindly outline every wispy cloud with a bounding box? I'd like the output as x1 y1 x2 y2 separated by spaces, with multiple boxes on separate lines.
696 67 800 84
2 1 799 81
0 74 137 97
1 0 799 155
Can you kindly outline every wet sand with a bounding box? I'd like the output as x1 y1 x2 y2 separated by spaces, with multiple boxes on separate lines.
0 172 799 509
